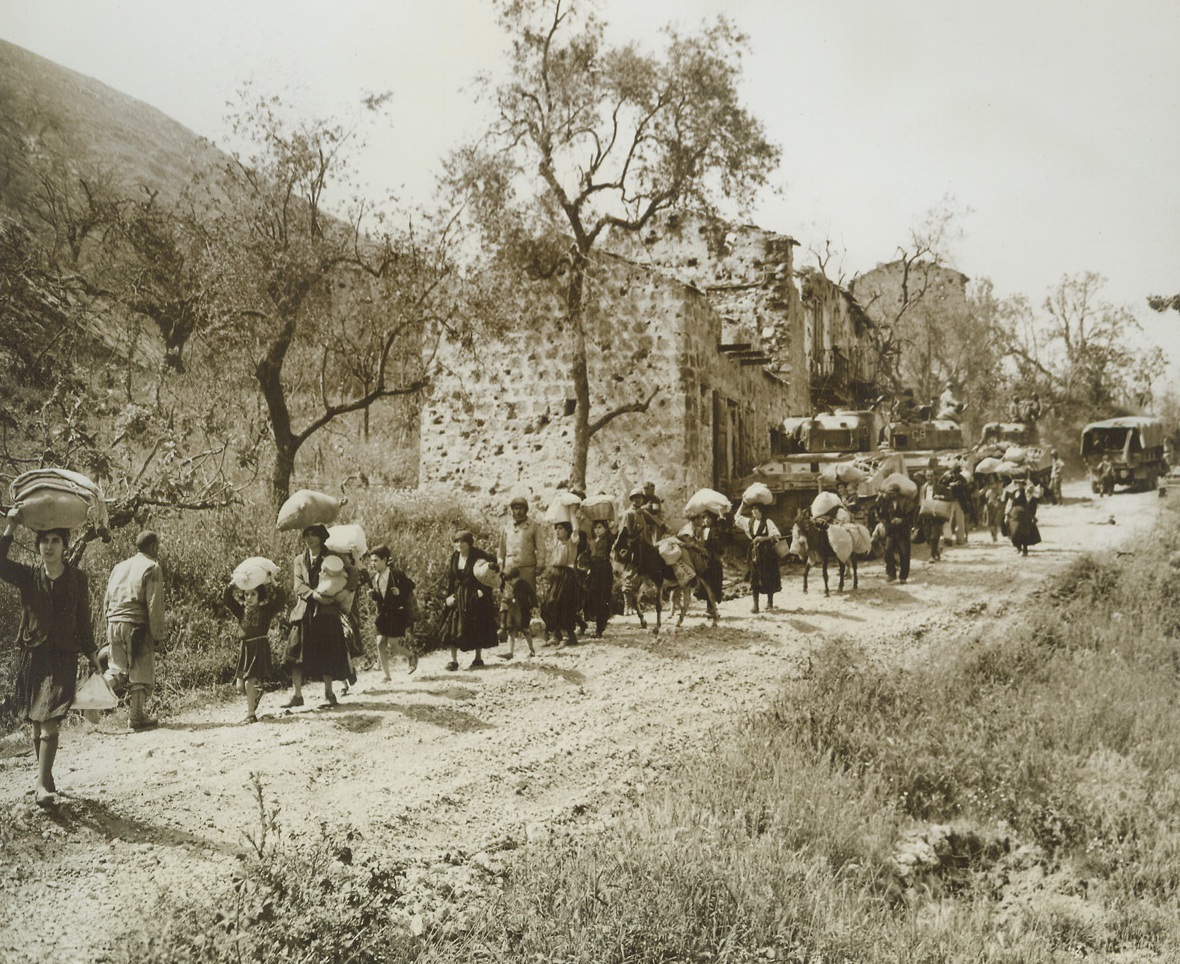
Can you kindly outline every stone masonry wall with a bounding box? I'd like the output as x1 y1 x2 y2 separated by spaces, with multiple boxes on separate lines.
419 254 795 517
604 213 812 418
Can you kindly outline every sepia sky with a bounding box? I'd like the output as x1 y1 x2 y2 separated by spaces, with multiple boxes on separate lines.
3 0 1179 364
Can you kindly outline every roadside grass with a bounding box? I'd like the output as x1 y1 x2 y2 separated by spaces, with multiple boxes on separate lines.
93 498 1180 960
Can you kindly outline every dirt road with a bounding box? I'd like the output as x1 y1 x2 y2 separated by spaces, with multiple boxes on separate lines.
0 483 1165 962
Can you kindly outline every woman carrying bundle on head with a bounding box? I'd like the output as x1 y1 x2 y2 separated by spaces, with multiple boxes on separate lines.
0 508 100 807
223 562 286 724
541 520 586 649
733 502 781 613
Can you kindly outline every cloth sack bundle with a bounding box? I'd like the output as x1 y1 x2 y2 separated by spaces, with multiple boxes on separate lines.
672 560 695 586
821 463 869 485
880 473 918 498
975 457 1002 474
919 498 954 521
544 492 582 525
996 460 1024 476
580 495 616 521
10 468 107 531
742 482 774 506
72 673 118 724
316 555 348 597
657 537 683 565
827 524 856 563
325 523 368 560
811 491 843 518
232 556 279 592
473 558 502 590
684 488 731 518
276 489 345 532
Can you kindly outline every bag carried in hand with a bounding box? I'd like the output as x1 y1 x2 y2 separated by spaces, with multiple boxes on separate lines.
72 673 118 712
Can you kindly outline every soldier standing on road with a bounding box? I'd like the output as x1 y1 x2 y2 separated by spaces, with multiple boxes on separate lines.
104 530 166 731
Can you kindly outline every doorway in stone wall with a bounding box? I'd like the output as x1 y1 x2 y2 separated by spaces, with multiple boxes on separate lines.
712 391 738 492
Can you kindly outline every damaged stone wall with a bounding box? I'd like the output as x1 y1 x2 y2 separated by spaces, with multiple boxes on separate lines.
604 213 812 418
419 254 794 513
798 267 879 410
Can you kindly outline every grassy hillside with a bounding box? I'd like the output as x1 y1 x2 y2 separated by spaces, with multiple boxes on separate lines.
0 37 225 211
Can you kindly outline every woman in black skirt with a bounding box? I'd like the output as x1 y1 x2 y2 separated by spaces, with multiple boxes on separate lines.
223 579 286 723
283 525 351 709
441 530 499 671
541 521 585 648
0 508 99 807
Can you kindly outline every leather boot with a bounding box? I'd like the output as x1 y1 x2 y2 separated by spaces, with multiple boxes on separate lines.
128 689 158 731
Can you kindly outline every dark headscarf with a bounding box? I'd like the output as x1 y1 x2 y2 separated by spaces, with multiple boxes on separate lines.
453 530 474 547
302 524 330 544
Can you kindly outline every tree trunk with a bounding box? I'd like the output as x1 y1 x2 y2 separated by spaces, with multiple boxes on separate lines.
257 317 300 507
568 254 591 490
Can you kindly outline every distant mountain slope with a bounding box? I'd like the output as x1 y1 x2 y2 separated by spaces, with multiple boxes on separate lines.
0 37 226 210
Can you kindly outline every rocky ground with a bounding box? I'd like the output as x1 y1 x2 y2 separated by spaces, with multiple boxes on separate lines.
0 481 1164 962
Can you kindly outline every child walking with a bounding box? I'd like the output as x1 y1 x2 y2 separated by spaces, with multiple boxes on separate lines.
498 566 537 659
223 578 286 723
368 545 419 679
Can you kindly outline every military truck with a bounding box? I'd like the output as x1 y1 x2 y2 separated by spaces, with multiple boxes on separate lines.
1080 416 1168 492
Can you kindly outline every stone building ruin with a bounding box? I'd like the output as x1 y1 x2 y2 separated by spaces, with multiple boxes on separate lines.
418 213 881 511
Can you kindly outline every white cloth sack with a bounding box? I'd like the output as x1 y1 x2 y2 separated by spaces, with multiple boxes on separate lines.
742 482 774 506
276 489 345 532
325 524 367 560
684 488 731 518
581 495 616 521
72 673 118 712
657 538 683 564
827 524 855 563
880 473 918 497
473 558 502 590
811 491 843 517
975 457 1002 474
232 556 279 591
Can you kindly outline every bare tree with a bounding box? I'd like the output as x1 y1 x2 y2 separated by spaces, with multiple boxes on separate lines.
449 0 779 488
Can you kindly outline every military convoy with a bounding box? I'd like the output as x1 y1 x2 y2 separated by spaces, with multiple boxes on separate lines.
733 408 968 529
973 420 1054 488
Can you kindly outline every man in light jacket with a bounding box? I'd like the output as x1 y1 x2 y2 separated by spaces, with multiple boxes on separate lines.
104 530 166 730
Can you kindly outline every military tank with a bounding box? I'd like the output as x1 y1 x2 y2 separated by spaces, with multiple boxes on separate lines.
732 410 881 530
974 421 1053 486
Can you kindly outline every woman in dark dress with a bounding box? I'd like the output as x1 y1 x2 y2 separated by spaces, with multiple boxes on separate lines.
542 521 586 648
1006 479 1042 557
1 508 99 807
735 503 782 613
441 530 499 671
282 524 351 708
583 519 615 638
223 579 286 723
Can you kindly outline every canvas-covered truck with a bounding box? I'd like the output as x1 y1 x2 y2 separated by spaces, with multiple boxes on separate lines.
1080 416 1168 493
